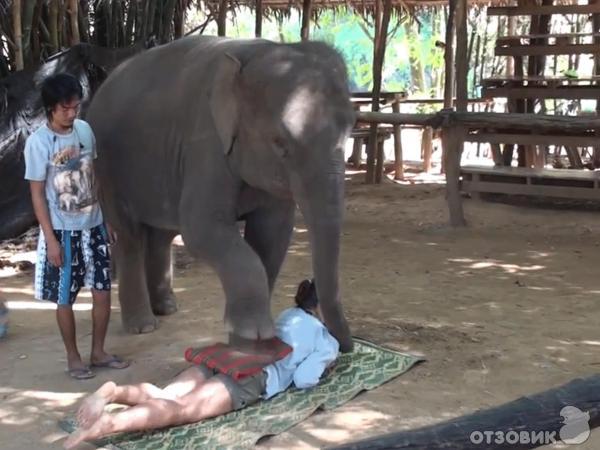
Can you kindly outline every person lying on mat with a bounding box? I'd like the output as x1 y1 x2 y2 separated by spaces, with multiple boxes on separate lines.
64 279 339 449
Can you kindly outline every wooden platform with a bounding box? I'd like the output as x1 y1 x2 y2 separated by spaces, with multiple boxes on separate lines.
460 165 600 200
487 4 600 16
482 85 600 100
496 43 600 57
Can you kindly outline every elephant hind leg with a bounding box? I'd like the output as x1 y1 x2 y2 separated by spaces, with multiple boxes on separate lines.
144 227 178 316
114 227 158 334
243 199 296 294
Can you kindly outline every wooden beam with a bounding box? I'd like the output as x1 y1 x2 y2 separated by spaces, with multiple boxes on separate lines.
461 180 600 199
460 165 599 180
487 4 600 16
356 111 600 132
300 0 312 41
496 43 600 56
482 86 600 100
466 133 599 147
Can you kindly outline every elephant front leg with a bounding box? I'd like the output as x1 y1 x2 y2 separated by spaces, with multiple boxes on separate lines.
114 230 158 334
145 227 178 316
182 223 275 342
243 199 296 294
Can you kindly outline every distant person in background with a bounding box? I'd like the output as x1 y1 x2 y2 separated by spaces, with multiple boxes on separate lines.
24 73 128 380
64 279 338 449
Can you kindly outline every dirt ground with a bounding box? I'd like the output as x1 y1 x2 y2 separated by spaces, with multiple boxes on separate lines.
1 167 599 450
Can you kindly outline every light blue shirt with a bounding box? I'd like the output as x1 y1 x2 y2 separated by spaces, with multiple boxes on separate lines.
263 307 339 399
24 119 103 230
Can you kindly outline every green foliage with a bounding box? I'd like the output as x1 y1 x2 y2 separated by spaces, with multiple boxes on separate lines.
190 7 446 95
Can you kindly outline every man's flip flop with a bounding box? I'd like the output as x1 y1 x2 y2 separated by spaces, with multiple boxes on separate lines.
67 367 95 380
90 355 130 370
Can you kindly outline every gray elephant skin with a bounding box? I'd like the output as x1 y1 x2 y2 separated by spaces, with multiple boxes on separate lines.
87 35 354 352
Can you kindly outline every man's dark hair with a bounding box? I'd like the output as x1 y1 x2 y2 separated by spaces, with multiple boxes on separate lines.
295 279 319 312
41 73 83 116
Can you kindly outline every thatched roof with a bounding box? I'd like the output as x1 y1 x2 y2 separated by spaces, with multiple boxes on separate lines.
217 0 507 14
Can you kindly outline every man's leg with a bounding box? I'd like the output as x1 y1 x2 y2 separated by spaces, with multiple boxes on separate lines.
90 288 113 364
65 377 233 449
56 305 86 372
77 367 208 427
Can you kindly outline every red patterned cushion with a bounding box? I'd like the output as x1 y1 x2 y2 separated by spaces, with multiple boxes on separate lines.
184 337 292 380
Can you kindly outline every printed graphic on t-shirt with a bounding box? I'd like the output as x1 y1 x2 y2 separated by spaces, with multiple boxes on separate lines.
51 145 96 213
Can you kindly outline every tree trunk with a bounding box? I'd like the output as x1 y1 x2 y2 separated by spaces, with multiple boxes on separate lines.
443 0 456 108
366 0 392 184
174 0 185 39
217 0 227 36
20 0 37 68
404 21 425 94
68 0 80 45
162 0 177 43
12 0 24 70
301 0 312 41
78 0 90 43
255 0 263 37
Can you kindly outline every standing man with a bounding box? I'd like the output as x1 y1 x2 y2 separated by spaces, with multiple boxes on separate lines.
24 73 129 380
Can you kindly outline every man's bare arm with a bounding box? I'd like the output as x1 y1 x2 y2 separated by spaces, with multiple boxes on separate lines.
30 181 63 267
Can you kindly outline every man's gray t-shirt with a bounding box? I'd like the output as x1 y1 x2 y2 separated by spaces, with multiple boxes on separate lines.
24 119 103 230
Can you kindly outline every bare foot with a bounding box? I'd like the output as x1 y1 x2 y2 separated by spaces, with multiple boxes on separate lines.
76 382 115 428
64 413 112 449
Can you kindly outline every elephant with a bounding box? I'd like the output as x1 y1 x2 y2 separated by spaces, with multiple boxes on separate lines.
86 35 355 353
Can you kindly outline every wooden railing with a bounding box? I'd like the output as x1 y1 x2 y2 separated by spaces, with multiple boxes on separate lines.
355 110 600 227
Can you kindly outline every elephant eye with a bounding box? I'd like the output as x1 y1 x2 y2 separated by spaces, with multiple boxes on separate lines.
273 137 289 158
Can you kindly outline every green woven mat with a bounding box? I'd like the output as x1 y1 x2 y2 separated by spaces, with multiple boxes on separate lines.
60 338 422 450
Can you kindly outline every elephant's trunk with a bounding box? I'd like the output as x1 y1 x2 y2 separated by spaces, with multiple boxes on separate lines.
292 166 353 353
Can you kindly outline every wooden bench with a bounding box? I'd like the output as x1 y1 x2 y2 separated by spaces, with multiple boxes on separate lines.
481 75 600 100
348 126 393 168
460 165 600 200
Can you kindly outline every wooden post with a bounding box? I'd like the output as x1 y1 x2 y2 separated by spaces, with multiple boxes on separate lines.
12 0 24 70
445 0 467 227
68 0 80 45
217 0 227 36
443 125 466 227
255 0 263 37
375 136 385 183
422 127 433 173
593 0 600 167
350 138 363 169
366 0 392 184
301 0 312 41
392 102 404 180
441 0 457 175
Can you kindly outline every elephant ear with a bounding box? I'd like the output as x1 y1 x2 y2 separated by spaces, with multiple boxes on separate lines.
209 53 242 155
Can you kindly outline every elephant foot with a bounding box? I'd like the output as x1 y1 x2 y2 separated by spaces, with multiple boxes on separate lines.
122 314 159 334
227 333 292 363
226 310 275 341
151 290 178 316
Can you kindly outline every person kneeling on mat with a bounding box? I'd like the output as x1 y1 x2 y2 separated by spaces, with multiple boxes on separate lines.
65 279 339 449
